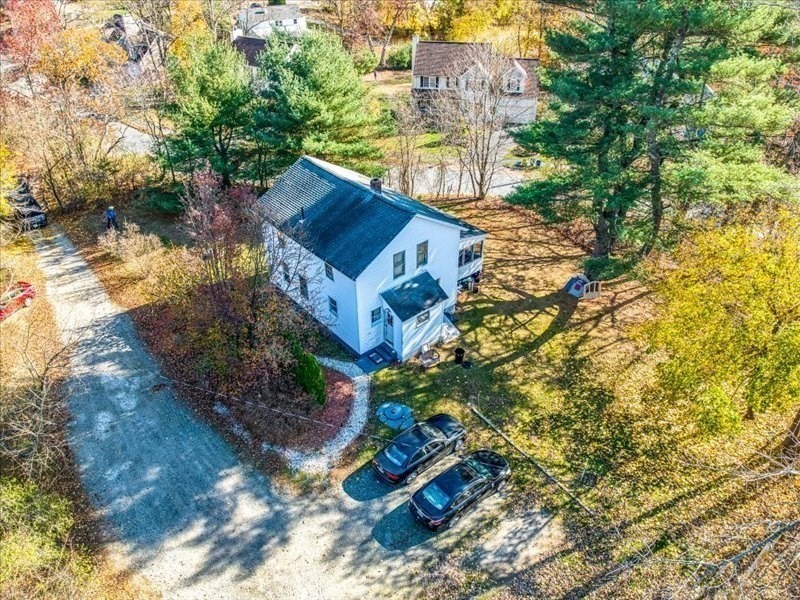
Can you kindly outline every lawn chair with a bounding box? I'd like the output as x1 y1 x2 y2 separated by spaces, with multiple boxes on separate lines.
419 343 440 370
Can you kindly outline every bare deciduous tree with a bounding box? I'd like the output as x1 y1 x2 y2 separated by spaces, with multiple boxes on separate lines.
433 44 520 199
389 98 423 197
0 321 72 480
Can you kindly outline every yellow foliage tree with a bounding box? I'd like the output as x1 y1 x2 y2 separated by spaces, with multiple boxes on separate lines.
644 212 800 440
35 28 126 88
169 0 213 63
0 143 18 219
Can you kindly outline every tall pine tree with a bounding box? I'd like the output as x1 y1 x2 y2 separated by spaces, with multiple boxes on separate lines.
510 2 797 272
252 31 380 178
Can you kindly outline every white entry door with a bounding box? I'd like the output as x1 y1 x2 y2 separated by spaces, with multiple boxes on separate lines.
384 309 394 347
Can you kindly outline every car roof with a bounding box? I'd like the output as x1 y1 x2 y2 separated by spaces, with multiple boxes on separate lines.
431 461 484 496
391 423 435 450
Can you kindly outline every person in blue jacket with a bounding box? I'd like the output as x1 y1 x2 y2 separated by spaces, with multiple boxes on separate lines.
106 205 120 230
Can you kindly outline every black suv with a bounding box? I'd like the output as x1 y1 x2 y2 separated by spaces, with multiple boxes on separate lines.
372 414 466 485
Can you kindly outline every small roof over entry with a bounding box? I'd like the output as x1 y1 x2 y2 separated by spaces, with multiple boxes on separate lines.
381 272 449 321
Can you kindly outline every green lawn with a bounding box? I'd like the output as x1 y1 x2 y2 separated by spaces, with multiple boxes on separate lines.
364 198 796 597
368 198 649 488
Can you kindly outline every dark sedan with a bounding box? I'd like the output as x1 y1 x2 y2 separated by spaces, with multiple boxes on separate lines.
372 414 466 485
13 205 47 231
409 450 510 531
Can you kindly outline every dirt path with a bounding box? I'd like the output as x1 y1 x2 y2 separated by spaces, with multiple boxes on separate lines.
34 229 557 599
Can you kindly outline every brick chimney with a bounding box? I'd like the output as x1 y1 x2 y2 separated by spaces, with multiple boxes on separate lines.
370 178 383 195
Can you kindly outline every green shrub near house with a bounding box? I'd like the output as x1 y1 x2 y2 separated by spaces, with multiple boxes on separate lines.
294 350 326 406
353 49 379 76
387 44 412 70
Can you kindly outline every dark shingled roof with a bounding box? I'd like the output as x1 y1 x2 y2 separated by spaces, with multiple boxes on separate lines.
413 41 490 78
381 272 449 321
413 40 539 99
258 157 485 280
232 36 266 67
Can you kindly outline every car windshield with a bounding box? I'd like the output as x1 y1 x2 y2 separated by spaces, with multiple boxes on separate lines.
421 482 452 511
384 424 433 467
384 443 409 467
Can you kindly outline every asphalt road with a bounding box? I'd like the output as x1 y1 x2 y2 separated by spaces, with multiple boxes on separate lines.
34 229 557 599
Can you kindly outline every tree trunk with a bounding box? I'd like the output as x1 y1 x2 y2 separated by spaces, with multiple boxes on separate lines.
641 128 663 256
784 405 800 454
593 208 614 259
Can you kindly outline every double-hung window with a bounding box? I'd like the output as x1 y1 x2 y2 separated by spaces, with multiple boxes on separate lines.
393 251 405 279
420 76 439 89
324 262 334 281
371 307 381 325
416 241 428 268
282 263 290 283
329 297 338 316
299 275 309 300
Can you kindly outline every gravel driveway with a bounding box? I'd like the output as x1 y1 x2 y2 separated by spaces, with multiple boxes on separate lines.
34 229 556 599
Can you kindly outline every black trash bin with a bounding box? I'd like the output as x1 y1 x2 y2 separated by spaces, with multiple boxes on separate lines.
454 347 465 364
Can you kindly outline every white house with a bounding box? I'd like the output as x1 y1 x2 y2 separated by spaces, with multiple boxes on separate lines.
232 3 307 40
258 157 486 369
411 38 539 125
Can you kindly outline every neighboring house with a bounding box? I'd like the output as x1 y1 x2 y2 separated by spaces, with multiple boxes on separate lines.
258 156 486 365
102 13 166 77
232 3 307 40
410 37 539 125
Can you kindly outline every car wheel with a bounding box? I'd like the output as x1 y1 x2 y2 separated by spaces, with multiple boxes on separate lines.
453 438 465 452
446 514 461 530
405 470 419 485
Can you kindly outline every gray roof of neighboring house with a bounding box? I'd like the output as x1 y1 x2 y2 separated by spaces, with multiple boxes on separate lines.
413 40 539 99
413 41 490 78
232 36 266 67
258 156 485 280
381 272 450 321
243 4 303 23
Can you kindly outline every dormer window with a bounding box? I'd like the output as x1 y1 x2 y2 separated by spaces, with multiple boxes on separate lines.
506 78 522 93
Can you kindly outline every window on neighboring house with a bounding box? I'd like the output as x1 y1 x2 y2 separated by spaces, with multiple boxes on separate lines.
416 310 430 327
277 233 286 248
371 307 381 325
506 78 522 93
299 275 309 299
293 19 298 24
445 77 452 88
417 240 428 267
282 262 290 283
325 262 334 280
393 251 405 279
420 76 438 89
275 20 283 26
329 297 338 316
